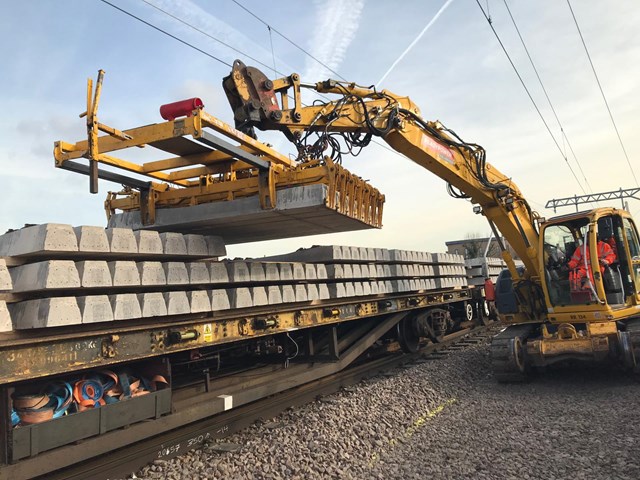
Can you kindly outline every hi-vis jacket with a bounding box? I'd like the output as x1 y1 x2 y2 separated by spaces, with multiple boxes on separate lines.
568 240 616 274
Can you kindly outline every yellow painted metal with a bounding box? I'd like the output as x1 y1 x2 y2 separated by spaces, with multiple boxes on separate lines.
104 157 384 227
527 321 611 362
587 321 618 336
54 71 385 227
527 335 609 358
223 62 543 321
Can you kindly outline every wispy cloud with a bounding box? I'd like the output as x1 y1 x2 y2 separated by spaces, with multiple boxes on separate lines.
144 0 296 72
303 0 366 81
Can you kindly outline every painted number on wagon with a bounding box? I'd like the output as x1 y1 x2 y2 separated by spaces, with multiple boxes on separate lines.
157 443 181 458
187 433 211 448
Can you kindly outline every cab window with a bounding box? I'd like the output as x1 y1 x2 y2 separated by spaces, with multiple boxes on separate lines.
623 218 640 259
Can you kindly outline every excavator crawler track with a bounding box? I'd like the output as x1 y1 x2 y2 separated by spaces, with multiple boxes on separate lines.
624 318 640 375
490 324 538 383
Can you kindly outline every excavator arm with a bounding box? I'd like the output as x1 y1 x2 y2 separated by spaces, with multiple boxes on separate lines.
223 60 546 322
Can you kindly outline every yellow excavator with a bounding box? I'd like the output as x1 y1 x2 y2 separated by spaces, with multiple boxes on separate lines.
220 60 640 381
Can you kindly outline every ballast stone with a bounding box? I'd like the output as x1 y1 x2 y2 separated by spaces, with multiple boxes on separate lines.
12 297 82 328
11 260 80 293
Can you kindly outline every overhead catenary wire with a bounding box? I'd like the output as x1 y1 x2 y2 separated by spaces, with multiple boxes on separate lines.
267 26 278 79
139 0 279 75
566 0 639 186
106 0 335 107
475 0 587 195
230 0 348 82
99 0 232 68
502 0 593 193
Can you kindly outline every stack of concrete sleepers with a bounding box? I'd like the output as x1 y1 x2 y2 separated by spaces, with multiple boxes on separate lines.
465 256 526 285
0 223 225 330
262 245 468 294
0 226 468 331
465 257 505 286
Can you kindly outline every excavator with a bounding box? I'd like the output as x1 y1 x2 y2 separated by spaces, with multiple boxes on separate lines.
55 60 640 381
220 60 640 381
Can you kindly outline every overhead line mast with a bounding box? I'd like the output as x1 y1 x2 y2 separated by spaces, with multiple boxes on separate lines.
546 187 640 213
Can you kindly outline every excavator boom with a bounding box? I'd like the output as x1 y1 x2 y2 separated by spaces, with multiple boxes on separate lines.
223 60 545 322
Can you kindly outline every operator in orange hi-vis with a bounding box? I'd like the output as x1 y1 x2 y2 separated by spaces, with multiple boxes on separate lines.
567 236 616 286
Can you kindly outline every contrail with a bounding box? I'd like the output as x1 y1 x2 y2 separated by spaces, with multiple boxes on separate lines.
303 0 365 81
376 0 455 88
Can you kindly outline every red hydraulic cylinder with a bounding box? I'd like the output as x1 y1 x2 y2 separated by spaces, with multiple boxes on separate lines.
159 98 204 121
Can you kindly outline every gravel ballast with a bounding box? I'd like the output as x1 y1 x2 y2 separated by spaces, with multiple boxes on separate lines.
136 337 640 480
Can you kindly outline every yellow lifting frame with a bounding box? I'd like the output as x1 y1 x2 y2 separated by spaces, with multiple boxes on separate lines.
53 71 385 227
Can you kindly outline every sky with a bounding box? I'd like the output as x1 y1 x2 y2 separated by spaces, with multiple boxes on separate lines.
0 0 638 259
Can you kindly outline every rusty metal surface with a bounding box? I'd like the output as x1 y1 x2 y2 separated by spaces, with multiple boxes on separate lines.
0 289 476 384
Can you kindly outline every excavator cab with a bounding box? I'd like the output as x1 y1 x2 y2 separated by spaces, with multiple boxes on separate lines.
491 209 640 382
541 208 640 314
